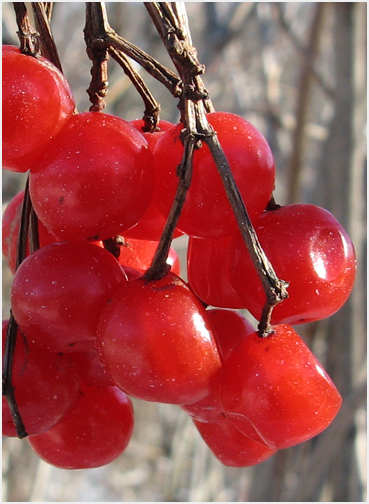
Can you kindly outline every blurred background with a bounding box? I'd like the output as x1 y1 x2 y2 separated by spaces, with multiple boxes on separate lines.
2 2 367 502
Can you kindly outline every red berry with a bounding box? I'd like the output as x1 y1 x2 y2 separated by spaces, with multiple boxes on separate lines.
27 382 134 469
130 118 173 149
230 204 357 324
2 320 79 437
182 309 254 422
96 272 222 404
124 119 183 241
193 417 277 467
121 202 184 241
70 350 116 387
207 308 255 362
113 237 181 276
187 235 244 308
2 45 75 172
2 190 58 273
221 324 342 449
153 111 275 238
29 112 154 242
11 242 127 352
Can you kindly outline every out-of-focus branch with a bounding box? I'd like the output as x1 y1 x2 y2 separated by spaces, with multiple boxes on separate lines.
275 3 335 100
286 2 325 203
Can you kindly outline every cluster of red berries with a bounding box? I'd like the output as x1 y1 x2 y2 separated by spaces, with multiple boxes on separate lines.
2 45 356 469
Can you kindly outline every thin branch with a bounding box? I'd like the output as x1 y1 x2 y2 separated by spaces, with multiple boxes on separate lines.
2 179 34 438
202 130 289 330
2 315 27 439
29 208 40 254
106 30 182 98
31 2 63 71
16 179 33 270
143 2 289 336
84 3 110 111
12 2 39 55
145 2 212 120
43 2 54 21
109 47 161 131
84 3 182 108
144 126 197 281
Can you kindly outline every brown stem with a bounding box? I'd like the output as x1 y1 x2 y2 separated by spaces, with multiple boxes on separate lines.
83 3 182 107
201 132 289 298
29 207 40 254
31 2 63 71
2 315 28 439
109 47 161 132
144 102 198 281
199 119 289 336
2 179 34 438
102 238 121 259
140 6 213 277
13 2 39 56
144 3 289 336
43 2 54 21
105 31 182 98
266 195 282 211
16 178 33 270
84 3 110 111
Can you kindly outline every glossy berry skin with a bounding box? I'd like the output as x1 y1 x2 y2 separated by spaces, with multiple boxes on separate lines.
94 237 180 275
29 112 154 242
182 309 255 423
153 111 275 238
27 382 134 469
121 201 183 241
206 308 255 362
130 118 173 149
96 272 222 404
2 190 58 273
70 350 116 387
193 418 277 467
11 242 127 352
230 204 357 324
2 321 79 437
221 325 342 449
114 237 180 276
2 45 75 172
125 119 183 241
187 236 244 308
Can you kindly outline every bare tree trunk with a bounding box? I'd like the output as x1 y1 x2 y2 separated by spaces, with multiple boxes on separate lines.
249 3 367 501
287 2 326 204
310 3 367 501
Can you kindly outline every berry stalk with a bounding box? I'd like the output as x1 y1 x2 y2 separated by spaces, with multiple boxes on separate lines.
145 2 289 335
